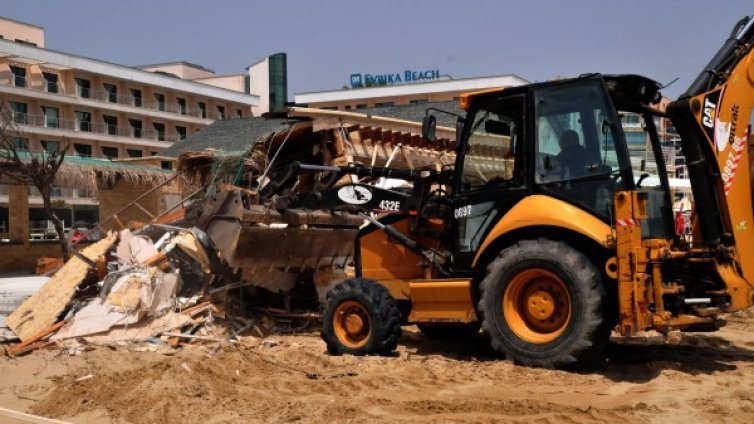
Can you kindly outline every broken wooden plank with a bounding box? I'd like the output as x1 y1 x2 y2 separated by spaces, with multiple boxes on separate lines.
9 340 55 357
133 201 156 219
180 301 213 317
8 320 67 356
8 233 117 342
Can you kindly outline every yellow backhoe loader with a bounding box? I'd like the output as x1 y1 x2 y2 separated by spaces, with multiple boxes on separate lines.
254 14 754 367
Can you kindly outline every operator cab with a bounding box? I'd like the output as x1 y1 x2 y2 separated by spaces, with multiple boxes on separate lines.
424 74 671 270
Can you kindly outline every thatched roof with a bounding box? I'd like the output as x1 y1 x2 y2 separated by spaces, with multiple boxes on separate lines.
0 151 173 191
163 101 460 158
168 101 464 187
162 117 298 157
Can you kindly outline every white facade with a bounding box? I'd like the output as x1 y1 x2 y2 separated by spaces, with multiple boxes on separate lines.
248 57 271 116
295 74 528 109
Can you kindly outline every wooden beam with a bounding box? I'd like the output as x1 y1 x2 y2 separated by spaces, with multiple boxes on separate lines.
133 202 156 219
9 320 67 356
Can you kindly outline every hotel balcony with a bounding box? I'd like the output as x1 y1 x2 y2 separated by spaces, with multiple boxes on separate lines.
10 112 178 149
0 79 219 125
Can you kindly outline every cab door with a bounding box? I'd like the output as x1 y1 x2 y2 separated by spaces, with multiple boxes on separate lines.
449 93 528 272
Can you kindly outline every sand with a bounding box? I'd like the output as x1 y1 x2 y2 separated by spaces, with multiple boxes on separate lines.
2 311 754 424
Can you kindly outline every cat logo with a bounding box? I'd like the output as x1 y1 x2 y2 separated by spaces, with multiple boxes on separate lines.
701 88 724 143
702 97 716 128
337 185 372 205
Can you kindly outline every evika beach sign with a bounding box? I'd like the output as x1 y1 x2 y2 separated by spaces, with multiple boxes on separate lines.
350 69 441 87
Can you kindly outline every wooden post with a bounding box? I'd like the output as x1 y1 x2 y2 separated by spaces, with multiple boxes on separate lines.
8 185 30 245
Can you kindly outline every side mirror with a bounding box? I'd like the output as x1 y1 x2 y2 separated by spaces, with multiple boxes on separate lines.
422 114 437 142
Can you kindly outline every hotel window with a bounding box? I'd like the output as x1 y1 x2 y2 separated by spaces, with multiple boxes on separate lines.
375 102 394 107
42 106 59 128
409 99 428 104
129 119 142 138
12 137 28 151
74 111 91 132
41 140 60 153
161 161 172 170
101 146 119 159
198 102 207 118
176 126 187 140
43 73 59 93
74 143 92 158
236 109 243 119
103 115 118 136
344 105 352 110
153 122 165 141
131 88 142 107
154 93 165 111
355 104 367 109
127 149 143 158
103 83 118 103
217 105 225 120
75 78 90 98
9 66 26 87
177 97 187 115
9 101 27 123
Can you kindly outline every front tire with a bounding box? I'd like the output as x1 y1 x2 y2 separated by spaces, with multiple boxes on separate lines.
321 278 402 356
478 239 609 368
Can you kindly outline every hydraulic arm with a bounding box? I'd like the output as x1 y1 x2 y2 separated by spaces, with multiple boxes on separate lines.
667 15 754 280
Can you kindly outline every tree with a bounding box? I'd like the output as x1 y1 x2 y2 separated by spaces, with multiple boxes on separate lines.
0 102 71 259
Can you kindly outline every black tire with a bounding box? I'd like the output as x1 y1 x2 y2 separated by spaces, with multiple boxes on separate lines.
417 322 481 340
478 238 610 368
320 278 402 356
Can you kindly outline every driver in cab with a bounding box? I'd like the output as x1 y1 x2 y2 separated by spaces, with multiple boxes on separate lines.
554 130 587 179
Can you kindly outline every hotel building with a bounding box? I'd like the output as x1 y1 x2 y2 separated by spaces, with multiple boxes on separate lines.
0 16 262 235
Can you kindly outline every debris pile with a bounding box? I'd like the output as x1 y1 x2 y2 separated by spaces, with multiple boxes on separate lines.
3 219 318 357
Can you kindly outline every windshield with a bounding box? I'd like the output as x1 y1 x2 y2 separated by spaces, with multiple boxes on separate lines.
535 80 632 220
460 95 524 191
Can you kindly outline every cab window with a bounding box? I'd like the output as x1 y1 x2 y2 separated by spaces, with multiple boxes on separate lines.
461 96 524 191
534 81 629 219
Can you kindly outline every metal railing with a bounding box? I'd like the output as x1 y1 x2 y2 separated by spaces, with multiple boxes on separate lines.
2 79 230 120
11 113 179 142
2 77 230 120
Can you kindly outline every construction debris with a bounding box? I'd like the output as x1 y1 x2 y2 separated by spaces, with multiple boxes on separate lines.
7 233 118 342
3 208 321 357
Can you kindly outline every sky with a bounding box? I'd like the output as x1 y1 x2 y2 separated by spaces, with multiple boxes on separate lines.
2 1 752 99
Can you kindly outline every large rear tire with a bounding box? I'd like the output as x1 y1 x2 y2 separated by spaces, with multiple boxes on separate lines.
478 239 609 368
321 278 402 356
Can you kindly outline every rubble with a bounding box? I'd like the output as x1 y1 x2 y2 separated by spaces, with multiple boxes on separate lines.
2 209 320 357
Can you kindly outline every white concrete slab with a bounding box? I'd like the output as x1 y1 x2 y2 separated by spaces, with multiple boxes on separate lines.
0 274 49 317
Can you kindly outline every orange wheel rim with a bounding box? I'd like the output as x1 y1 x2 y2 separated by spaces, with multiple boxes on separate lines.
503 268 571 344
333 300 372 348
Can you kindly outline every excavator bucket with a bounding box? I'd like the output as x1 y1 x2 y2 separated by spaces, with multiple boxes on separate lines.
186 190 362 296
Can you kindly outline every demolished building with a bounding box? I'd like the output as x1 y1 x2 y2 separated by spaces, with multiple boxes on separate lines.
4 101 480 351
